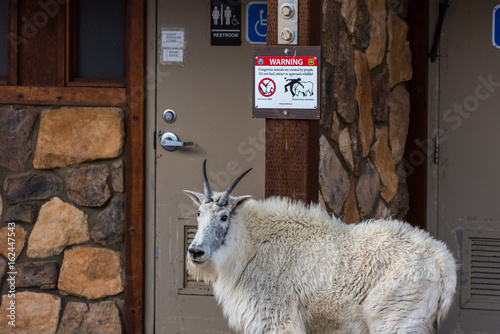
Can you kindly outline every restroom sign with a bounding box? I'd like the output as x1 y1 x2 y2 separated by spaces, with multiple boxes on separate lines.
211 0 241 46
252 46 321 119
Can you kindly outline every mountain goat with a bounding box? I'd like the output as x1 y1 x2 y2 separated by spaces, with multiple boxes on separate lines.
184 161 457 334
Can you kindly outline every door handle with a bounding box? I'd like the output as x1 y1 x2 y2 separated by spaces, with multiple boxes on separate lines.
160 132 193 151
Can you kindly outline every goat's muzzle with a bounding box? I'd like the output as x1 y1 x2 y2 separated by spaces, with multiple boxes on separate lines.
188 245 210 264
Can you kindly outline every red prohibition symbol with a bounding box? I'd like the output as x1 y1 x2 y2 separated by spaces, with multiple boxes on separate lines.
258 78 276 97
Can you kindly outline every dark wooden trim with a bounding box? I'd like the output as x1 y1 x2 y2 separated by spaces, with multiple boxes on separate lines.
7 0 18 85
124 0 145 332
405 1 429 229
15 0 65 85
57 0 66 86
0 86 126 105
65 0 77 85
264 0 321 203
297 0 322 46
67 78 125 87
266 0 277 44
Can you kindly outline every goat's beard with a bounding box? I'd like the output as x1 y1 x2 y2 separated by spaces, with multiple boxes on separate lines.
186 257 218 284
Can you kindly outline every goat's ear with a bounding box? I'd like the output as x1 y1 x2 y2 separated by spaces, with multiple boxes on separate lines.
183 190 205 206
230 195 253 213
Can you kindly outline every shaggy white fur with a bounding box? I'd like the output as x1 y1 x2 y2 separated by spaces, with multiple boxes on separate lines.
186 195 457 334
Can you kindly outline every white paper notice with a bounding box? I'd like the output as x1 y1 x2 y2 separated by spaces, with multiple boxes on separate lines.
162 49 184 63
161 29 185 48
160 28 185 64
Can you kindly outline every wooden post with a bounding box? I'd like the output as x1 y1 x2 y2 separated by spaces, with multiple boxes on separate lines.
125 0 145 332
265 0 321 202
405 0 429 229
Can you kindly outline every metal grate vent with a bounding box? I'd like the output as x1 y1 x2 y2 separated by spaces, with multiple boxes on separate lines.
185 226 199 286
470 238 500 299
462 230 500 310
179 225 213 296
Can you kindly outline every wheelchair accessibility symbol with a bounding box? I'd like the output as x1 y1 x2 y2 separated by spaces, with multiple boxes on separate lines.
246 1 267 44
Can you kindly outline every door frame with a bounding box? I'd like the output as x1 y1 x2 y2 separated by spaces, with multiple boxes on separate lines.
144 0 156 332
426 0 440 239
404 0 440 248
404 0 435 233
124 0 146 333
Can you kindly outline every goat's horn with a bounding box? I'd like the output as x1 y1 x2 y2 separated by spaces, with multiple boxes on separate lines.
217 168 252 207
203 160 212 203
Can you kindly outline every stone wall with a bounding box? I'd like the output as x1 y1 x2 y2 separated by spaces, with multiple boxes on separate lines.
320 0 411 222
0 106 125 333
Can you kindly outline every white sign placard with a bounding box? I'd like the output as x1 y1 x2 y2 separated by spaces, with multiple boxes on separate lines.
254 56 318 109
162 49 184 63
161 29 185 48
160 28 185 65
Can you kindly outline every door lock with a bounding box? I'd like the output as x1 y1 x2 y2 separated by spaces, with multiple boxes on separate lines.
160 132 193 151
163 109 177 123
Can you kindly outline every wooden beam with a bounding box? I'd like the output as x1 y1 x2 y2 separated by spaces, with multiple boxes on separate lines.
405 0 429 229
7 0 18 85
65 0 77 85
16 0 66 85
265 0 321 203
0 86 126 105
266 119 319 200
124 0 145 333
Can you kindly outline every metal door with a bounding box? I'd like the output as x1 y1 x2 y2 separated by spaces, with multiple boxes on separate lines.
437 1 500 332
151 1 265 332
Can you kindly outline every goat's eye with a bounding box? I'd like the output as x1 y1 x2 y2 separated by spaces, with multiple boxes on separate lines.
197 210 201 216
221 215 228 222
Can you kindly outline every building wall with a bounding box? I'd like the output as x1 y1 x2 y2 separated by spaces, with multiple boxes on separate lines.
320 0 412 222
0 106 125 333
0 1 414 332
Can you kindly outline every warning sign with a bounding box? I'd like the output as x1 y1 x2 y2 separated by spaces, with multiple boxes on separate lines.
253 46 321 119
254 55 318 110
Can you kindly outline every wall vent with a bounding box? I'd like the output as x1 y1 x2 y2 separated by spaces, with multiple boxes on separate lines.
461 230 500 310
178 225 213 296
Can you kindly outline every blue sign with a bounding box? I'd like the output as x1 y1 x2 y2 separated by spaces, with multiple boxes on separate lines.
494 5 500 48
246 1 267 44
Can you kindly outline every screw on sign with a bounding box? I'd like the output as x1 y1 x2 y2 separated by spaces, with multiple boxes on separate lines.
258 78 276 97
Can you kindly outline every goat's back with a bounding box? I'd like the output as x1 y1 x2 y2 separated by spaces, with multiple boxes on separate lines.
216 198 456 333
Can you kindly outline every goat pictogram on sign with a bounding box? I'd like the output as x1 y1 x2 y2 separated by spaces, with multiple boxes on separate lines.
258 78 276 97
